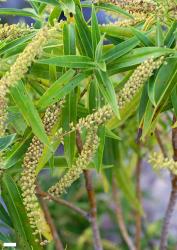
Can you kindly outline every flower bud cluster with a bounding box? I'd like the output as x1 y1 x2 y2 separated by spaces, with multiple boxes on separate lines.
55 105 113 140
48 127 99 196
94 0 157 15
101 16 145 27
149 152 177 175
0 27 48 137
0 23 31 42
117 57 164 109
0 97 8 137
20 101 63 243
75 105 113 132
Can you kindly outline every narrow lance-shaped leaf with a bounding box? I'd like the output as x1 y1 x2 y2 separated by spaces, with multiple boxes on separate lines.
37 70 91 110
153 57 177 106
0 8 39 19
10 81 50 146
94 126 106 171
63 23 76 55
62 90 77 167
164 20 177 47
91 5 101 56
82 2 133 19
62 22 77 167
103 37 139 63
95 69 119 118
38 55 95 68
75 5 93 57
171 87 177 118
108 47 174 75
0 134 16 152
131 28 153 47
5 131 32 169
156 21 164 47
1 174 43 250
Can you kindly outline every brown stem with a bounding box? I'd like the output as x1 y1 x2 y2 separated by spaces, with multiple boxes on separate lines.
37 186 64 250
135 158 142 250
76 131 103 250
155 129 168 158
159 116 177 250
36 189 90 221
112 177 135 250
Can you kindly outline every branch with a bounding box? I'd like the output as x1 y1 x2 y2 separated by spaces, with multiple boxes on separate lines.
112 177 135 250
155 129 168 158
135 158 142 250
159 116 177 250
37 186 64 250
76 131 103 250
36 189 91 221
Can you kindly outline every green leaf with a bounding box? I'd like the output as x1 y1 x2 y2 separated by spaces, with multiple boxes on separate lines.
0 8 39 19
171 88 177 117
0 202 12 227
105 128 121 140
164 21 177 47
114 167 142 213
1 174 42 250
91 5 101 56
95 70 119 118
10 81 49 146
103 138 142 212
154 58 177 106
156 21 164 47
37 69 77 109
38 55 95 68
88 78 101 112
100 25 134 39
62 90 77 167
27 0 40 14
5 132 32 169
103 37 139 63
95 35 105 64
138 83 149 123
49 6 62 26
83 2 133 19
75 5 93 57
0 134 16 152
94 126 106 171
63 23 76 55
131 28 153 47
36 138 61 174
108 47 173 75
0 33 35 57
29 0 59 6
39 72 90 109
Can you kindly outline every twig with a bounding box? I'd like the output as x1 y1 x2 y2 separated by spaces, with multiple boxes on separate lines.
112 177 135 250
159 116 177 250
76 131 103 250
135 158 142 250
36 189 91 221
155 129 168 158
37 186 64 250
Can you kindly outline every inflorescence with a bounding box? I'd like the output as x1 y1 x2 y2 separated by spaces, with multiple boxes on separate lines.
48 127 99 196
20 101 64 245
149 152 177 175
101 16 146 27
0 27 48 137
94 0 158 16
0 23 32 42
48 104 114 197
94 0 177 20
117 57 164 109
